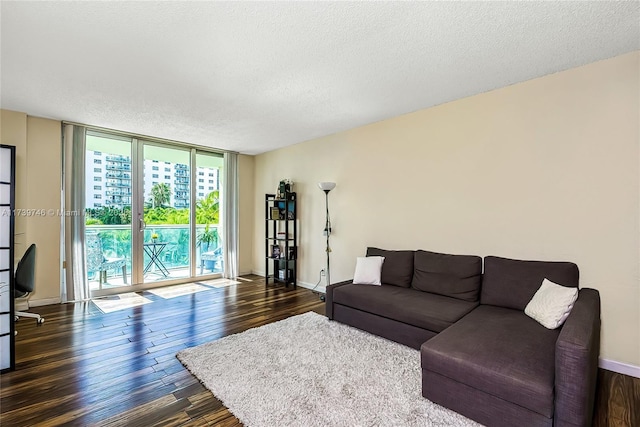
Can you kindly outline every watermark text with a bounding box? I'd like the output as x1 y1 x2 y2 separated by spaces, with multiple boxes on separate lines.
1 208 85 217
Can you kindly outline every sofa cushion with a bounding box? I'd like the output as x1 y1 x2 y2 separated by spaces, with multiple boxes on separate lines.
411 250 482 302
481 256 579 310
421 305 560 418
353 256 384 285
333 283 478 333
366 247 414 288
525 278 579 329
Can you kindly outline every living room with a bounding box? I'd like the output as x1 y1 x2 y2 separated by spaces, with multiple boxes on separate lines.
1 2 639 426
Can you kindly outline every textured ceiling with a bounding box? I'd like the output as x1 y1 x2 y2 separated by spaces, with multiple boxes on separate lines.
1 2 638 155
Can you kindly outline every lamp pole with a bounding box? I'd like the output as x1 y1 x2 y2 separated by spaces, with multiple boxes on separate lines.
317 182 336 298
323 189 331 290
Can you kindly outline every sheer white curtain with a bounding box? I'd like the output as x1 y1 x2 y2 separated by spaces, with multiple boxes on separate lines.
61 124 90 302
222 152 238 279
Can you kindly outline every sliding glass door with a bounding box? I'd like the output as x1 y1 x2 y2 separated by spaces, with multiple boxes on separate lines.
195 152 224 277
85 132 133 291
83 130 224 296
141 144 191 282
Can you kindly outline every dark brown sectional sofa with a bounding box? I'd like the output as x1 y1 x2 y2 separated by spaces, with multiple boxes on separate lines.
325 248 601 427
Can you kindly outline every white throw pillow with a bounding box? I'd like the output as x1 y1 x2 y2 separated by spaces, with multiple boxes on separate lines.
353 256 385 285
525 278 579 329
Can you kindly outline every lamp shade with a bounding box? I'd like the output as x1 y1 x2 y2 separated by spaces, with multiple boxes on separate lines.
318 182 336 192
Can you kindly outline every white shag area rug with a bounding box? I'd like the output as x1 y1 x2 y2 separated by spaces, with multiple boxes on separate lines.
177 311 481 427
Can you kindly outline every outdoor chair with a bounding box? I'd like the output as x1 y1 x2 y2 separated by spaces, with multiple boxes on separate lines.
200 246 222 274
85 233 127 287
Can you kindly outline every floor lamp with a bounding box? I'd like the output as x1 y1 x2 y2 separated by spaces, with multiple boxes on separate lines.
318 182 336 299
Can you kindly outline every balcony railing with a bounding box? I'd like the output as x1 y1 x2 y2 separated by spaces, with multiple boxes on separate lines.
106 190 131 196
106 163 132 171
106 155 130 162
86 224 222 283
106 180 130 187
106 171 131 179
105 196 131 206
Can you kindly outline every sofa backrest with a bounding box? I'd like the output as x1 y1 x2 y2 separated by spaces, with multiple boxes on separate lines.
411 250 482 302
366 247 414 288
481 256 579 310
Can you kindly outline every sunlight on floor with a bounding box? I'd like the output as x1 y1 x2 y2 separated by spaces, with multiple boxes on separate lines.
90 278 248 313
147 283 209 299
91 293 153 314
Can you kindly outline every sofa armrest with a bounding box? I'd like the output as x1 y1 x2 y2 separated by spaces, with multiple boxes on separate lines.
325 280 353 319
555 288 601 427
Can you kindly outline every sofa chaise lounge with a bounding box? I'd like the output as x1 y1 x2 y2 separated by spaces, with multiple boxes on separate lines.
325 248 601 427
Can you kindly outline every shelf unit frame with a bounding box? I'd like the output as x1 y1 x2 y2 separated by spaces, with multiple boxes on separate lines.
264 192 297 288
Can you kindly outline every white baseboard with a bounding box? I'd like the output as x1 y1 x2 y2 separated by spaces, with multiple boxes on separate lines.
599 358 640 378
251 270 326 294
29 297 61 307
296 280 326 294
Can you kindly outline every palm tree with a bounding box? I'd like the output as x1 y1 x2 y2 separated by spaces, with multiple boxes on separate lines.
150 183 171 208
196 191 219 224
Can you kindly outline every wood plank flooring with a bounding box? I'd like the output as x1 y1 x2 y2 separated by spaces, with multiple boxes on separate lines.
594 369 640 427
1 275 638 426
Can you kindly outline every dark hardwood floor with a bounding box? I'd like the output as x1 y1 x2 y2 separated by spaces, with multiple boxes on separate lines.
1 275 638 426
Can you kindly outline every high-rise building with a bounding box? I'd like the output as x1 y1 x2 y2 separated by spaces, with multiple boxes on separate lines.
105 154 132 207
85 151 220 209
85 150 107 208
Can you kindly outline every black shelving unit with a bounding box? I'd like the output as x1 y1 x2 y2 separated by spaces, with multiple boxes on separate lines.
1 144 16 373
265 192 297 288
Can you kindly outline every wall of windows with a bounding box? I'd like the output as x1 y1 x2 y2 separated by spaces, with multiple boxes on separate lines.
83 130 225 294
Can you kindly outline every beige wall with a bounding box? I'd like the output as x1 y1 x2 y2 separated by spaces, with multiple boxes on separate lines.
25 117 63 303
253 51 640 367
238 154 255 275
1 110 27 248
1 110 62 304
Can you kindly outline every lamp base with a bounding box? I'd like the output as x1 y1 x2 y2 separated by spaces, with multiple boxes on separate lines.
310 289 326 302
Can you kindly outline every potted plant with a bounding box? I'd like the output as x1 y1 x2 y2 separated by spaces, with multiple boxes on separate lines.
197 224 218 270
151 232 159 243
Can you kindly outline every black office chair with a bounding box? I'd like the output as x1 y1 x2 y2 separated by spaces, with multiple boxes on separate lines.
14 244 44 325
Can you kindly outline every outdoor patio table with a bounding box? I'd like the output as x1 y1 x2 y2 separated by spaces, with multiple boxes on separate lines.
143 242 170 277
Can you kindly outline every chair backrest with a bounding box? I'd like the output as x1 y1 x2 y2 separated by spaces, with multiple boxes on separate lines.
15 243 36 293
85 233 104 271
